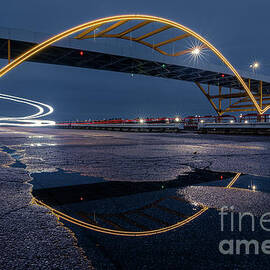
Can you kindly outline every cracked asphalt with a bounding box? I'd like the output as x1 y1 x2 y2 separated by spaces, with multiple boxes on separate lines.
1 127 270 269
0 149 93 270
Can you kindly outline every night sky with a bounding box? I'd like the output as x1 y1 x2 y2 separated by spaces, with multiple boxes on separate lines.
0 0 269 121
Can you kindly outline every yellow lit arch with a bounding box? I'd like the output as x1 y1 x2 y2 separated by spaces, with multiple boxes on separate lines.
0 15 268 114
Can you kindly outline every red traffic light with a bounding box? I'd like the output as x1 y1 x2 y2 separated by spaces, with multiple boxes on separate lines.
221 74 225 78
80 51 84 56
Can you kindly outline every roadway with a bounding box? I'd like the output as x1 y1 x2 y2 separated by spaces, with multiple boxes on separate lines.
1 27 270 94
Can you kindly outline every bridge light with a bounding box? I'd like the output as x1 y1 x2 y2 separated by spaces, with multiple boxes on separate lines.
191 47 201 55
80 51 84 56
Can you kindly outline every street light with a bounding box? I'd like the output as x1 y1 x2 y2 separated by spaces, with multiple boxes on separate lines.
250 62 260 71
254 62 259 68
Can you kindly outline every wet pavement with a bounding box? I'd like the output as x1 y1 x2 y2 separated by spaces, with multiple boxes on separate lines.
0 151 93 270
1 127 270 269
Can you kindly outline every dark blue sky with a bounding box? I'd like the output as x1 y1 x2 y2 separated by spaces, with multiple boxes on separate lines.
0 0 269 120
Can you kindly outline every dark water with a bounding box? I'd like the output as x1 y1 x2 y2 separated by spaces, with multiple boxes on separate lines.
29 167 270 270
1 146 26 168
30 166 234 270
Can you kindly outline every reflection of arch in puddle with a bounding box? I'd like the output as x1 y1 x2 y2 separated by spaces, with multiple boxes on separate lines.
33 197 208 236
225 173 270 193
226 173 241 189
32 172 242 237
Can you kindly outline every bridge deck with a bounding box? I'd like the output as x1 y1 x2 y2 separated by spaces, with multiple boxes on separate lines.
1 37 270 95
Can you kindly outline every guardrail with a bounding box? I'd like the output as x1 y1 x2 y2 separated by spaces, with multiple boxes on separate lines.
56 122 184 132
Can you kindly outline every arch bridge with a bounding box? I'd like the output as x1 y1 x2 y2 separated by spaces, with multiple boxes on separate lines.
1 15 270 116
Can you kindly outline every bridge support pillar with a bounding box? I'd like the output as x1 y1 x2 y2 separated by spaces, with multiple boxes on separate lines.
260 80 263 109
218 86 222 113
229 88 232 106
195 82 219 115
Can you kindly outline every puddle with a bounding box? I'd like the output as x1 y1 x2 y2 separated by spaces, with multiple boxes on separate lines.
1 146 26 169
1 146 17 155
3 144 270 269
32 168 211 229
29 166 236 269
230 174 270 193
31 168 234 208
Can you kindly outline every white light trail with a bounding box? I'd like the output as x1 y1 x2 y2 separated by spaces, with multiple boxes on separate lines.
0 93 55 127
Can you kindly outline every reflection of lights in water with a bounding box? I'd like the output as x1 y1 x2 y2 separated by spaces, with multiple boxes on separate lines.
24 143 57 147
191 201 199 207
0 93 55 127
191 201 200 210
24 156 45 161
28 135 54 139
